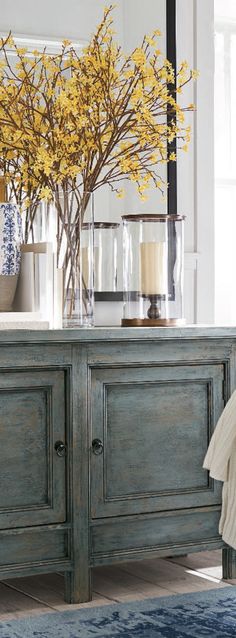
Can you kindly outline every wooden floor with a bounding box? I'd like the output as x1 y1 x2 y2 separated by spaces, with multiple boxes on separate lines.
0 550 234 620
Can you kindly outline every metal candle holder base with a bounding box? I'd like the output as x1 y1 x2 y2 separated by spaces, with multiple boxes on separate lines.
121 293 186 326
146 294 161 320
121 318 186 327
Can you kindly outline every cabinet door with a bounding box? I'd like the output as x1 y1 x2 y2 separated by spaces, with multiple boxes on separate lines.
0 369 66 529
90 363 224 518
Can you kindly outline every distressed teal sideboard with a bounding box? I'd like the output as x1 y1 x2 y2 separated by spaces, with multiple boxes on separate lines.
0 325 236 603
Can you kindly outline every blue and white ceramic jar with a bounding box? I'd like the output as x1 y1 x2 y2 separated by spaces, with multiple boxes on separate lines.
0 203 22 311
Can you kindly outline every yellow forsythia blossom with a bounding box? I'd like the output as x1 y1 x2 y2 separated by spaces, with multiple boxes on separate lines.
0 4 196 211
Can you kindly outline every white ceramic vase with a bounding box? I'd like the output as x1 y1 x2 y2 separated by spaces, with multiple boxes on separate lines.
0 203 22 311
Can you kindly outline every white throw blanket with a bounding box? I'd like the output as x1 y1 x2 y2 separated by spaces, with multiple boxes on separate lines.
203 389 236 550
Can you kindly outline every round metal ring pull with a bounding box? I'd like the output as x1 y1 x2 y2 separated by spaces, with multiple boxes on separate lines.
92 438 104 455
54 441 67 457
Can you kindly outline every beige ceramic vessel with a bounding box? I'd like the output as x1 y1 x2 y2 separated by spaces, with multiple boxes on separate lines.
0 274 19 311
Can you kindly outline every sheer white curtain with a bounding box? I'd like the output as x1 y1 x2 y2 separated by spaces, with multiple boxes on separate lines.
215 0 236 323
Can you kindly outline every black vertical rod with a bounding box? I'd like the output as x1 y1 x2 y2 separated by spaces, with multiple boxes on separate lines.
166 0 177 214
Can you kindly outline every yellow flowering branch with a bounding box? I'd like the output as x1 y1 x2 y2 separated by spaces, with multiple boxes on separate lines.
0 5 196 310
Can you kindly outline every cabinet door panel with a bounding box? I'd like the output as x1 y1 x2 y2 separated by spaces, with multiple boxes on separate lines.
0 369 66 528
90 363 224 518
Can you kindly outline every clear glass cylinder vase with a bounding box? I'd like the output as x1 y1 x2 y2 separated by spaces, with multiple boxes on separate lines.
21 199 54 245
122 213 185 326
54 190 94 328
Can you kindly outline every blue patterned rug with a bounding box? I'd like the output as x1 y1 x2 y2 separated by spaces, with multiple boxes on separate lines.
1 587 236 637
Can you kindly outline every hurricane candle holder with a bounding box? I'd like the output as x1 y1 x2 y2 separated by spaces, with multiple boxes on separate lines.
94 222 119 293
122 213 185 327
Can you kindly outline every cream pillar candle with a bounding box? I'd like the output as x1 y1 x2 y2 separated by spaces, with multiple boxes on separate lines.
140 241 167 295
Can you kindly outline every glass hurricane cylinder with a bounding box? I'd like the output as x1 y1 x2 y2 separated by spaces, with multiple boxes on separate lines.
54 190 94 328
122 213 185 326
21 199 56 246
94 222 119 292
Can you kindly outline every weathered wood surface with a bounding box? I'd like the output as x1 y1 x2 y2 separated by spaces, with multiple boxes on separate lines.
91 507 222 565
222 547 236 579
65 345 91 603
90 362 223 518
0 369 66 528
0 327 235 603
0 325 236 342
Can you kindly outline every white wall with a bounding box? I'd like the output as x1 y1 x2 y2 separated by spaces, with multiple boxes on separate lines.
0 0 124 41
121 0 167 216
214 0 236 325
2 0 215 325
177 0 215 324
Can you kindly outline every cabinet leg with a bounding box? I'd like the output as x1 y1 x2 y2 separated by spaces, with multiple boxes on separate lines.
222 547 236 579
64 568 92 604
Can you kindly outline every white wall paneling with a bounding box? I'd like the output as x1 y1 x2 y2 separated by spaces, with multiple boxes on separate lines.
0 0 124 42
184 253 198 324
177 0 215 324
194 0 215 323
214 2 236 324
